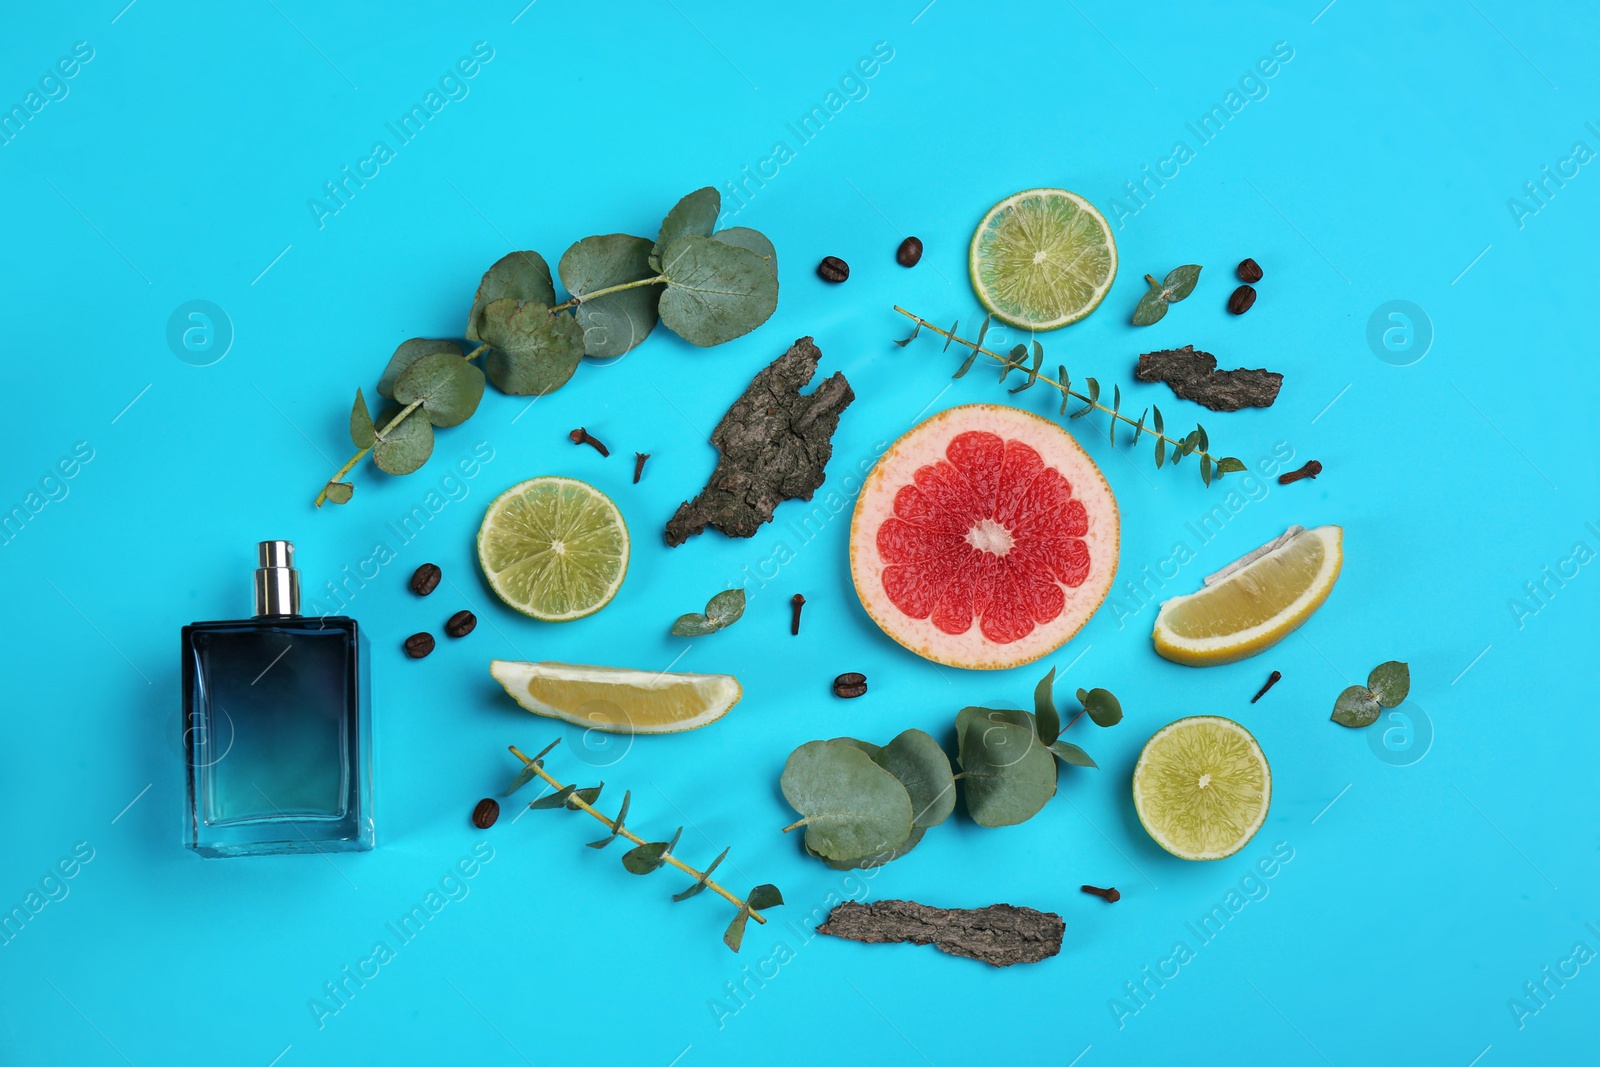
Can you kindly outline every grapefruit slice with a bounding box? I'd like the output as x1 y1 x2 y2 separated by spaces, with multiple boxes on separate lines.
849 404 1118 670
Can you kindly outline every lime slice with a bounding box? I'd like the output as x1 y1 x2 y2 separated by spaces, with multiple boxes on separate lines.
1153 525 1342 666
1133 716 1271 860
969 188 1118 329
477 477 629 621
490 660 741 733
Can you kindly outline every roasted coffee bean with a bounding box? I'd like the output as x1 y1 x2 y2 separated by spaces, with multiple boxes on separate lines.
403 632 435 658
832 672 868 698
445 610 477 638
817 256 850 283
472 798 500 829
410 562 441 596
896 236 923 267
1236 258 1263 283
1227 284 1257 315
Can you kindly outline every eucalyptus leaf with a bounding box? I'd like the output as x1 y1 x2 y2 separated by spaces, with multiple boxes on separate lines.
324 482 353 504
672 847 728 901
1082 688 1124 727
479 299 585 396
569 784 603 808
723 906 753 952
1217 457 1248 474
467 251 556 343
371 407 434 475
393 350 486 428
953 706 1034 765
658 235 779 347
871 729 956 829
712 226 776 263
378 338 461 400
621 826 682 874
830 737 882 759
811 827 925 871
529 784 578 810
1331 685 1382 728
670 613 718 637
1033 668 1061 745
1132 287 1169 326
350 388 375 449
1049 740 1097 768
652 187 721 270
745 883 784 911
959 712 1057 828
706 588 746 627
559 233 662 359
1367 661 1411 708
587 789 631 848
780 741 913 861
1163 264 1202 300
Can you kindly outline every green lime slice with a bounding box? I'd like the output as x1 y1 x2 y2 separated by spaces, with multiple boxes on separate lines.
1132 716 1271 860
968 188 1118 330
477 476 629 621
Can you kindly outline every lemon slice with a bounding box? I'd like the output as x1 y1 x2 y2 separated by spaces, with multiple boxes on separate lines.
489 660 742 734
1133 716 1271 860
969 188 1117 329
1152 525 1342 666
477 477 629 621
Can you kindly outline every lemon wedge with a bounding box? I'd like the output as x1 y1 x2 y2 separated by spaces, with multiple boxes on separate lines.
1152 525 1342 666
489 660 742 734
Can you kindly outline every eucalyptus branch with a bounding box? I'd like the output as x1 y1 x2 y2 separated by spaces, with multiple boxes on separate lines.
892 307 1246 486
549 275 667 314
506 742 781 952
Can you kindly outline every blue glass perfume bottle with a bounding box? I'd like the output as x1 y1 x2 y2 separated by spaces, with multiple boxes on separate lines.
181 541 373 857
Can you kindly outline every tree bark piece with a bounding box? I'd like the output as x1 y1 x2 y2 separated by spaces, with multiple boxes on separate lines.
818 899 1063 967
1135 345 1282 411
665 337 854 546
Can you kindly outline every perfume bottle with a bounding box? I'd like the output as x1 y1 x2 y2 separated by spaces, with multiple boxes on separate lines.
181 541 373 857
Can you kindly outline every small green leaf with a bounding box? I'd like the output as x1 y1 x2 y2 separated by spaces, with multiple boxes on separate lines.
780 741 913 861
658 235 778 346
1201 453 1214 486
466 251 556 343
745 884 784 911
871 729 956 829
350 388 375 448
942 319 959 351
651 187 720 270
1216 457 1248 474
479 300 585 396
1049 740 1097 768
1075 688 1089 704
1072 378 1100 419
1196 425 1210 452
393 350 486 428
587 790 631 848
1331 685 1382 728
1367 661 1411 708
1132 407 1148 445
706 588 746 628
378 339 460 401
568 784 603 808
1155 436 1166 468
1152 405 1164 436
1163 264 1202 301
672 847 728 901
953 350 980 378
1110 384 1122 445
529 784 577 810
370 407 434 475
503 743 558 796
723 906 753 952
998 344 1025 385
671 613 716 637
1058 366 1071 415
1132 287 1169 326
958 710 1057 828
1081 688 1123 727
1033 667 1061 745
621 826 682 874
711 226 776 264
973 314 992 354
323 482 353 505
559 234 661 359
892 321 921 348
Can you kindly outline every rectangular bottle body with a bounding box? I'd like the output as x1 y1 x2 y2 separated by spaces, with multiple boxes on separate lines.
182 616 373 856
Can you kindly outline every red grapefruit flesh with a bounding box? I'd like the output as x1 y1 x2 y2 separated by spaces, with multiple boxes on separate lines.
850 404 1118 670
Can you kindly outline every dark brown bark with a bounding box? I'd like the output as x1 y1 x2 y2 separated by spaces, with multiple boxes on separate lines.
1135 345 1282 411
818 899 1063 967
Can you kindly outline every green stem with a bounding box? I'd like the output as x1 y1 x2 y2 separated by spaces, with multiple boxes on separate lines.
550 275 667 314
891 306 1224 466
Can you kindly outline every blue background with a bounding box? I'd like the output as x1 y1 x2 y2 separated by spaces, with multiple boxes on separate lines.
2 2 1596 1064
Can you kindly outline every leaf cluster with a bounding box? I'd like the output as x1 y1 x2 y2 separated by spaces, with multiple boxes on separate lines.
781 668 1123 870
1331 661 1411 728
504 739 781 952
670 588 746 637
318 188 779 505
892 308 1246 487
1132 264 1202 326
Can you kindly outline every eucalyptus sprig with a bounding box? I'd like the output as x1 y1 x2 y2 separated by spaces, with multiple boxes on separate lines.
1331 661 1411 728
670 588 746 637
892 308 1246 486
315 188 779 506
1132 264 1202 326
505 740 781 952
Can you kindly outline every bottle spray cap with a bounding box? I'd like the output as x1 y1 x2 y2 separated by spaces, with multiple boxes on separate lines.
254 540 300 617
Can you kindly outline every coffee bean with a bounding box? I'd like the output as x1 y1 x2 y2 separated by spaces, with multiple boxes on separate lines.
896 237 923 267
410 562 441 596
1227 284 1257 315
1236 258 1263 283
403 632 435 659
472 798 500 829
832 672 868 699
445 610 477 638
817 256 850 283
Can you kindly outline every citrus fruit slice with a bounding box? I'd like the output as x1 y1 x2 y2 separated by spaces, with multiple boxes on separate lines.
489 660 742 734
477 477 629 621
1133 716 1271 861
849 404 1118 670
1152 525 1342 666
969 188 1118 329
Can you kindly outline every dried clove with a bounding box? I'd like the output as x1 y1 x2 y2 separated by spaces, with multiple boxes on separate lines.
1251 670 1283 704
569 427 609 456
633 452 649 483
1080 884 1121 903
790 593 806 636
1278 460 1322 484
